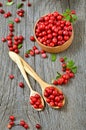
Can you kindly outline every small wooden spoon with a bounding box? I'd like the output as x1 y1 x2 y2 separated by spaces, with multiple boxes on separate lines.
9 51 65 109
9 52 44 111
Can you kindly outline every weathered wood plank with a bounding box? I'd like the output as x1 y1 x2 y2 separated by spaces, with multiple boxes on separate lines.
0 0 86 130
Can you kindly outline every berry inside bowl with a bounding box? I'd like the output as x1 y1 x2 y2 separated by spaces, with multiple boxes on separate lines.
34 11 74 53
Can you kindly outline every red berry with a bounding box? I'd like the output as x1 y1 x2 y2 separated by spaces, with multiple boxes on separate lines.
30 36 35 41
28 2 32 7
58 102 63 108
36 124 41 129
60 57 64 62
41 53 47 58
25 53 29 58
9 75 14 79
32 46 37 50
9 115 15 121
14 18 20 23
71 10 76 14
9 121 14 126
7 124 12 129
35 49 40 54
0 2 3 7
62 63 66 68
57 77 64 85
69 72 75 78
53 80 58 85
19 82 24 88
62 74 70 80
30 50 35 56
2 37 6 42
20 120 25 126
24 124 29 129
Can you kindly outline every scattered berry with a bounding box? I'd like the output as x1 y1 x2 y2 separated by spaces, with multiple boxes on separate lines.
36 124 41 129
9 75 14 79
9 115 15 121
30 36 35 41
19 82 24 88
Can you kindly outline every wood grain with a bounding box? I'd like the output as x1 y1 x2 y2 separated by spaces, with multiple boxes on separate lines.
0 0 86 130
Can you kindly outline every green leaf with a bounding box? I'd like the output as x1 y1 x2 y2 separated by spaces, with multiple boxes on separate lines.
6 1 14 6
63 56 67 61
64 15 71 21
72 14 78 20
67 60 75 68
18 44 23 49
71 66 77 74
66 9 71 13
26 49 31 54
8 20 14 24
51 54 57 62
56 72 61 79
17 3 23 9
63 12 69 17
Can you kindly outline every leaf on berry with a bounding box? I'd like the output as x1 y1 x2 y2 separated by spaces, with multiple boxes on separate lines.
66 60 77 74
8 20 14 24
63 56 67 61
71 66 77 74
72 14 78 20
18 44 23 49
51 54 57 62
17 3 23 9
65 8 71 13
67 60 75 67
56 72 61 79
64 15 71 21
6 1 14 6
62 8 77 23
63 12 68 17
26 49 31 54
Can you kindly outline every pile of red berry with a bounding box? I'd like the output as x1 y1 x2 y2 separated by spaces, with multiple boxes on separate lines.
30 94 44 109
44 86 64 108
35 11 72 47
7 115 41 129
2 23 24 53
25 45 47 58
53 57 75 85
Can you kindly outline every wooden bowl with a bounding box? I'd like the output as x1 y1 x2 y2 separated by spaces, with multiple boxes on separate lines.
34 17 74 53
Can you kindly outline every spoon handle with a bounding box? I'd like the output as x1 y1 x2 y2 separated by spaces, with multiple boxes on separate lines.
21 58 47 90
13 55 33 92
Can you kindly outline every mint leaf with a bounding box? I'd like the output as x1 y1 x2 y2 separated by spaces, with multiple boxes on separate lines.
51 54 57 62
66 9 71 13
63 12 68 17
18 44 23 49
56 72 61 79
72 14 78 20
67 60 75 67
71 66 77 74
64 15 71 21
8 20 14 24
63 56 67 61
6 1 14 6
26 49 31 54
17 3 23 9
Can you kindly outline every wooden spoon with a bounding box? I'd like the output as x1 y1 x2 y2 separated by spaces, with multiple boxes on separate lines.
9 52 44 111
9 51 65 109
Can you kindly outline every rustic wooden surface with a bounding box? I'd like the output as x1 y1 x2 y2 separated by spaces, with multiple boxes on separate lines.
0 0 86 130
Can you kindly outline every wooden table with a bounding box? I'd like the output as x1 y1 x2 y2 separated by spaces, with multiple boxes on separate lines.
0 0 86 130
